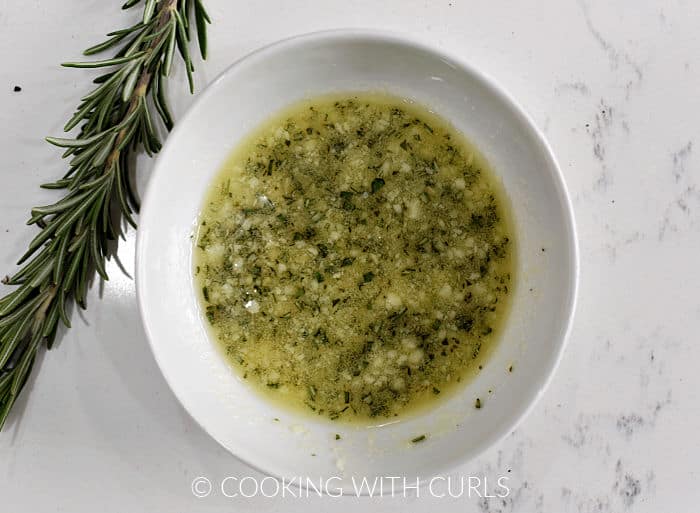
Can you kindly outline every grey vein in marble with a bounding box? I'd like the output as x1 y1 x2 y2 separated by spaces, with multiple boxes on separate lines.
577 0 644 97
659 141 698 240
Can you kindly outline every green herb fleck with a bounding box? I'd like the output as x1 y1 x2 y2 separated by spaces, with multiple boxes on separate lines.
371 177 385 193
339 190 355 211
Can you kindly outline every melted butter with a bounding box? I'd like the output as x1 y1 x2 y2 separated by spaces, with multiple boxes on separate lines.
194 93 515 424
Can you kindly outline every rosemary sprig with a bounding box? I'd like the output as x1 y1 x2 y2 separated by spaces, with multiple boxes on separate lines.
0 0 210 430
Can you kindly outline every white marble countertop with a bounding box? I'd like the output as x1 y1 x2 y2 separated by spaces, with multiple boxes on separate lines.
1 1 698 511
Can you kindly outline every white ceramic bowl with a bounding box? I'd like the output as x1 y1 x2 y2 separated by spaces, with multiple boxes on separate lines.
136 30 578 491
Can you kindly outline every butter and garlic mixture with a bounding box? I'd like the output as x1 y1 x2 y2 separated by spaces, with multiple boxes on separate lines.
195 94 514 422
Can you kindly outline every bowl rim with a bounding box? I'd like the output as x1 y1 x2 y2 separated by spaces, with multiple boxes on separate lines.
135 27 580 488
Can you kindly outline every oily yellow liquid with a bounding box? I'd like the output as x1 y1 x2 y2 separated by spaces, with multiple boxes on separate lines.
194 93 515 424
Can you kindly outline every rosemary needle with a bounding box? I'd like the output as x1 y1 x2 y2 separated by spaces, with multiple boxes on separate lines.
0 0 210 430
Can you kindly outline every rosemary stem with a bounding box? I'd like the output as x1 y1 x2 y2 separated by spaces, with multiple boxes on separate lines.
0 0 209 430
107 0 178 169
36 0 174 331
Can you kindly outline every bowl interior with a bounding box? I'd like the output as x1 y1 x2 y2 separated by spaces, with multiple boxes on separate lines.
136 30 577 490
